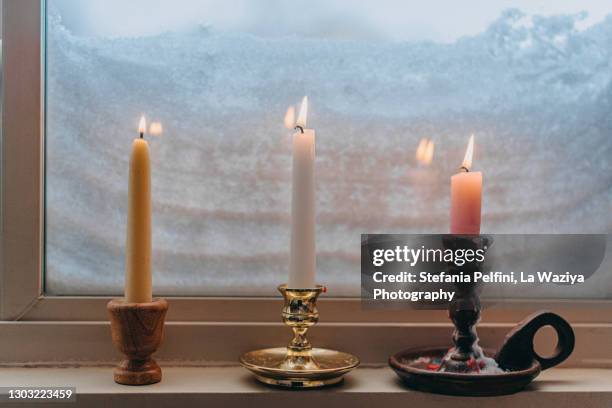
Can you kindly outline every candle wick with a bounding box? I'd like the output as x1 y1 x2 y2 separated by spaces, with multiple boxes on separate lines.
459 166 470 173
294 125 305 134
140 132 144 139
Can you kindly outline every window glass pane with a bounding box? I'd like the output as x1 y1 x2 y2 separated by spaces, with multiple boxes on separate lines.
45 0 612 296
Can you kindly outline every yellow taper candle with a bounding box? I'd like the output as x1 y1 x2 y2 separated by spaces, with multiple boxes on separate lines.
125 115 152 303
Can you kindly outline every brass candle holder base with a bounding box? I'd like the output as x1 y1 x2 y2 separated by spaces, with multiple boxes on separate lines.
107 298 168 385
240 285 359 388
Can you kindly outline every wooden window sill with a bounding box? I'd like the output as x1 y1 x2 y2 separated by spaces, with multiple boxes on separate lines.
0 366 611 407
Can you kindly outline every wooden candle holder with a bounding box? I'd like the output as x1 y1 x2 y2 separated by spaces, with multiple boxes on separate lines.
107 298 168 385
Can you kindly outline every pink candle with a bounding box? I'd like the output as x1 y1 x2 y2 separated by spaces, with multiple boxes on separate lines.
450 135 482 235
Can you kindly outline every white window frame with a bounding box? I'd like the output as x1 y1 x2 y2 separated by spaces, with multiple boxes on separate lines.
1 0 611 367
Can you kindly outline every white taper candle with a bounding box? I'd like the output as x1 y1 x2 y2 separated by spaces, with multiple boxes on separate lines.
288 96 316 288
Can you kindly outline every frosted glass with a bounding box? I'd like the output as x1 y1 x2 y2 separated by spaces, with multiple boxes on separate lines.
45 1 612 296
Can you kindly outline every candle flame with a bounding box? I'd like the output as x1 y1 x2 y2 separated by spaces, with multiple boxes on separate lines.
138 115 146 135
149 122 163 136
295 96 308 128
461 134 475 171
284 106 296 129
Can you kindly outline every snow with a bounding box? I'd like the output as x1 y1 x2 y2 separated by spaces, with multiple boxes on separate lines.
44 8 612 296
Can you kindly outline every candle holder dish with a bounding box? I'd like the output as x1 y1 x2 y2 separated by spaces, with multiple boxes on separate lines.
240 284 360 388
107 298 168 385
389 235 575 396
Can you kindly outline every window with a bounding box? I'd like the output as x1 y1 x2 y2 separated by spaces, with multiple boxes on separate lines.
44 0 611 298
1 0 611 368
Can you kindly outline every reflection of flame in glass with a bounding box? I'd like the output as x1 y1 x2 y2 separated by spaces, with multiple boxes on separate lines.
149 122 163 136
295 96 308 128
415 138 427 161
284 106 295 129
462 134 475 170
138 115 146 135
423 140 435 165
415 138 434 166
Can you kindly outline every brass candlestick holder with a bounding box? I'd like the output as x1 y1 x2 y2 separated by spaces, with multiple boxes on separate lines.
107 298 168 385
240 284 359 388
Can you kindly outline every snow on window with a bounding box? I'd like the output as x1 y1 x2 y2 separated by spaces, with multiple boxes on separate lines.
45 1 612 296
